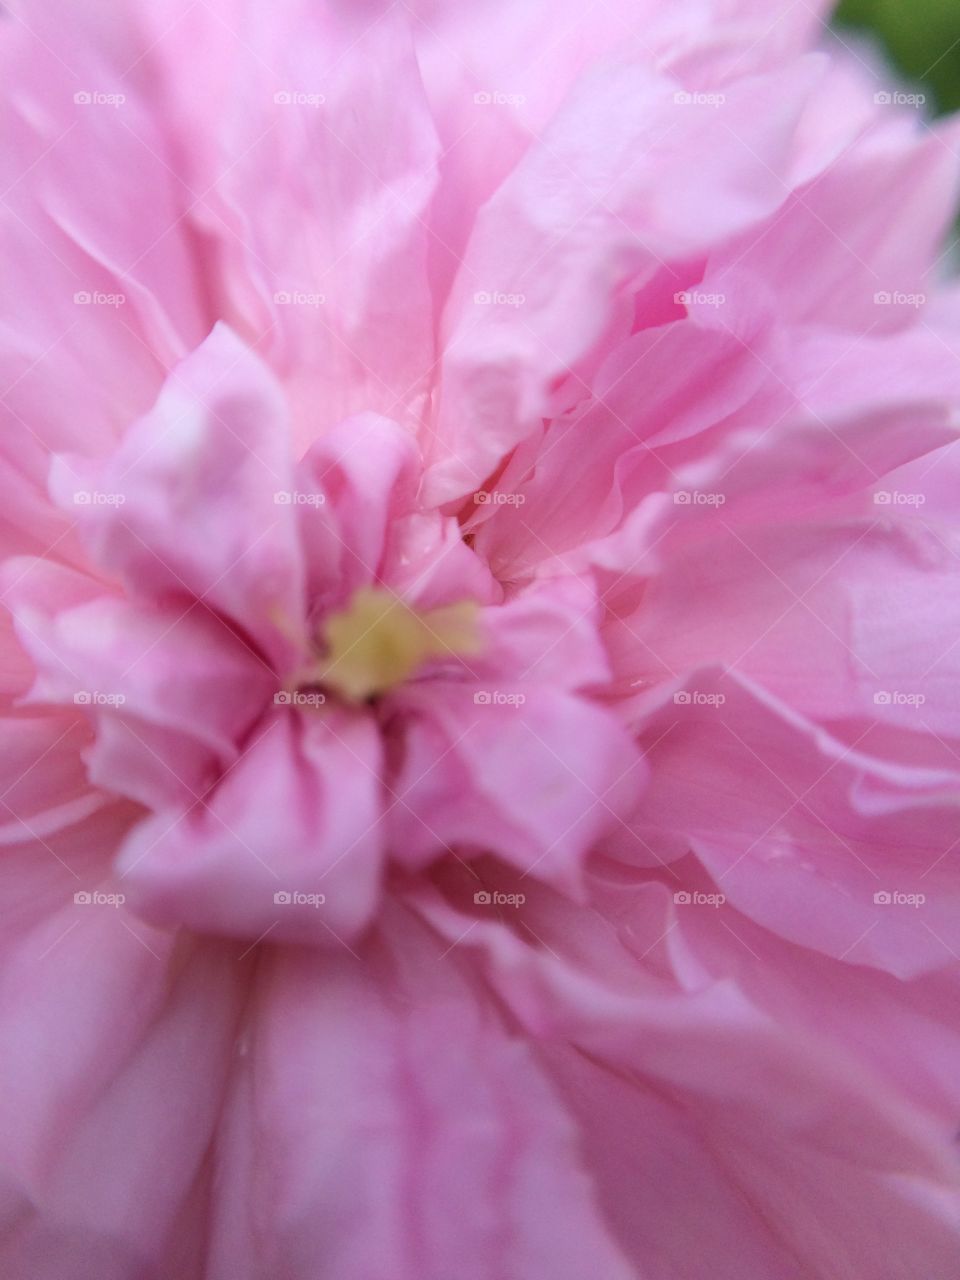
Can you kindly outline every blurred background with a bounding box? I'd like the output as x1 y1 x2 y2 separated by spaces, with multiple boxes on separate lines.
834 0 960 114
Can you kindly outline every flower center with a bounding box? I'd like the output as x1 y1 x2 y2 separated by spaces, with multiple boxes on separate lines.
302 587 481 702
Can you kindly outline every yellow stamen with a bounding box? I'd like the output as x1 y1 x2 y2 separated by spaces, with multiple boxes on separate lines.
315 587 481 702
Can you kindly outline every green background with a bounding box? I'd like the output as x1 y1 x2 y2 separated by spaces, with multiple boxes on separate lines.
834 0 960 114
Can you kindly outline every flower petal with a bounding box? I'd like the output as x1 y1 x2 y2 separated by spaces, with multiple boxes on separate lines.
4 557 274 810
204 908 637 1280
389 683 644 893
624 670 960 978
116 707 385 946
50 325 306 670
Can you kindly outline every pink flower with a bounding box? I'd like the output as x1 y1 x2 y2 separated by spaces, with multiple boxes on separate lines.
6 324 641 945
2 1 960 1277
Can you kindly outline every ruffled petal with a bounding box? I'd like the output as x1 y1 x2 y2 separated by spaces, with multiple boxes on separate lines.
4 558 274 810
116 707 385 946
50 325 307 671
205 908 638 1280
389 682 645 893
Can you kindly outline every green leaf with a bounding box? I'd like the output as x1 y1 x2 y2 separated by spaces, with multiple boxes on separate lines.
834 0 960 114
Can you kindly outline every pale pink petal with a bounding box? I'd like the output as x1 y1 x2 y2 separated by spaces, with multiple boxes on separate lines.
622 670 960 978
205 909 638 1280
706 117 960 333
116 707 384 946
49 325 307 670
0 1 209 464
389 683 644 892
471 577 614 691
294 414 420 612
424 57 826 503
415 882 960 1278
144 0 441 454
0 918 243 1280
604 514 960 746
4 558 275 810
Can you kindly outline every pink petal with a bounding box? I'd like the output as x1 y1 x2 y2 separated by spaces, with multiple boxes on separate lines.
624 670 960 978
415 882 960 1278
143 0 441 455
0 917 243 1280
0 1 210 466
424 57 825 504
294 414 420 612
116 707 384 946
389 682 644 892
4 558 274 810
49 325 307 670
204 909 637 1280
